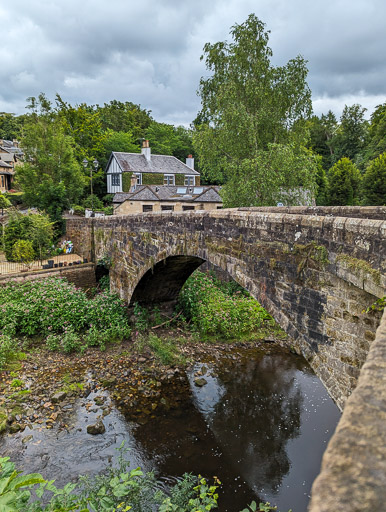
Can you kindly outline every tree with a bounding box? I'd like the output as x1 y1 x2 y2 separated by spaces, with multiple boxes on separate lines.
327 157 362 205
362 152 386 205
97 100 152 138
4 211 54 261
193 14 317 206
332 104 368 166
314 157 329 205
16 94 85 223
12 240 35 267
308 111 337 170
0 113 26 140
366 102 386 161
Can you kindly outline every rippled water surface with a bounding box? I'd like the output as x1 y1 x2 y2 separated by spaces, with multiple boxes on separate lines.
0 345 340 511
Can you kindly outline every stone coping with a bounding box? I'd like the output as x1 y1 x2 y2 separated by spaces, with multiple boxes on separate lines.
0 262 95 284
309 308 386 511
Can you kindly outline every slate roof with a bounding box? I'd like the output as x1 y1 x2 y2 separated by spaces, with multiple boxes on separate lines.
0 161 14 174
107 151 199 176
113 185 222 204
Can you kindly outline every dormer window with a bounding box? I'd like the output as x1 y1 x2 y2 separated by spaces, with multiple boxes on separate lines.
134 173 142 185
164 174 175 185
184 175 195 186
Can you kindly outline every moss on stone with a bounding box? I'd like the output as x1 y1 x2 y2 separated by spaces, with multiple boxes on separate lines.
336 254 381 285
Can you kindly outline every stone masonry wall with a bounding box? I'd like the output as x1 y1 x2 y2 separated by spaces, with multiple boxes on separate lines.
66 208 385 410
0 264 96 292
309 308 386 511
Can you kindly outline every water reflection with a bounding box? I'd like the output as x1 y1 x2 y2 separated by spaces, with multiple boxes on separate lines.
0 346 340 512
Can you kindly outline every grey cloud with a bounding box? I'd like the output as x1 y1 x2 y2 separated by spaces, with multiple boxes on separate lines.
1 0 385 123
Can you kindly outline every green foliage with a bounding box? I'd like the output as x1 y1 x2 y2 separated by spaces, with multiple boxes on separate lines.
0 193 12 211
132 302 150 332
16 94 85 212
145 122 194 162
97 99 152 139
71 205 86 216
4 211 54 261
82 194 104 210
365 296 386 314
0 278 131 353
178 271 272 338
12 240 35 266
362 152 386 205
366 102 386 161
194 14 317 204
0 457 45 512
0 113 26 140
327 157 362 205
332 104 368 165
0 334 15 370
101 130 140 168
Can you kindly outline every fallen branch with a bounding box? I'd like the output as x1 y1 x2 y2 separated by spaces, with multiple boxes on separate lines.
151 310 182 330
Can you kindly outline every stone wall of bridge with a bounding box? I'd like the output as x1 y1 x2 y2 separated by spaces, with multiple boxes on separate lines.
66 208 385 409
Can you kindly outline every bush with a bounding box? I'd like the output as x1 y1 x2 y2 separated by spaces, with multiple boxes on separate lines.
12 240 35 266
0 334 15 369
327 157 362 205
82 194 104 210
71 205 86 216
0 277 131 352
178 271 272 338
4 211 54 261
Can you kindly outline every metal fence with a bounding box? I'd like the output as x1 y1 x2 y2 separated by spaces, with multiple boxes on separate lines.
0 253 88 276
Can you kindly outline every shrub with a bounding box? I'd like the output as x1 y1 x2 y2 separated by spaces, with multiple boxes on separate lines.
82 194 104 210
0 334 15 370
178 271 271 338
0 277 131 352
12 240 35 266
71 205 86 216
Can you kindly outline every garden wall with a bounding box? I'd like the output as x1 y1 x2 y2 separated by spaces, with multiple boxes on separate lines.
0 263 96 291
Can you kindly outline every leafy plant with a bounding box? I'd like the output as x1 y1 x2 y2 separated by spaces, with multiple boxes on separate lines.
132 302 150 332
0 277 131 353
12 240 35 267
178 271 272 339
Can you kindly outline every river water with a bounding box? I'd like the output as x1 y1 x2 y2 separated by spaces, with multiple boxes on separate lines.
0 344 340 511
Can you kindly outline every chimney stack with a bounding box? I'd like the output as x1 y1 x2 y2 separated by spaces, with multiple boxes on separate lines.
141 139 151 161
186 154 194 169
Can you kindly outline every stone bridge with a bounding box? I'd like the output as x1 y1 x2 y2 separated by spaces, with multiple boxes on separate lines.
67 206 385 410
66 206 386 510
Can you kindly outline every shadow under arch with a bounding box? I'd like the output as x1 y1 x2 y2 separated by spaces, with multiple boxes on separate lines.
129 255 205 306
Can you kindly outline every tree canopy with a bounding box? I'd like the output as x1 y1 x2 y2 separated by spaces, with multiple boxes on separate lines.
193 14 317 207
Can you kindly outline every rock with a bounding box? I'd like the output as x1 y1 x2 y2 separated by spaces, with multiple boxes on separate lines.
51 391 67 403
93 396 105 406
194 377 208 387
87 420 106 435
138 357 147 363
9 423 21 433
22 434 33 444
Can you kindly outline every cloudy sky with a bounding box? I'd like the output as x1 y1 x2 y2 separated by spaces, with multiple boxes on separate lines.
1 0 385 125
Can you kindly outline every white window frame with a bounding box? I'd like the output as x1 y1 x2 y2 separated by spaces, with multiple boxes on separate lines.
164 174 175 185
134 173 142 185
184 175 195 186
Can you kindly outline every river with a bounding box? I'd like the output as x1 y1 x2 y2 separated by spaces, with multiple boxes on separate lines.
0 343 340 511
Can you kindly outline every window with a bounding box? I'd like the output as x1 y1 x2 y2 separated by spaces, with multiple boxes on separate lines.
1 176 4 188
184 175 195 186
161 205 174 211
164 174 175 185
111 174 120 187
142 205 153 212
182 205 195 211
134 173 142 185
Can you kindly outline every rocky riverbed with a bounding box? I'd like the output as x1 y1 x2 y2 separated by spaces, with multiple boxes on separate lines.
0 333 283 437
